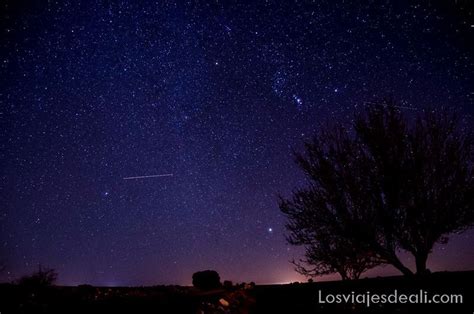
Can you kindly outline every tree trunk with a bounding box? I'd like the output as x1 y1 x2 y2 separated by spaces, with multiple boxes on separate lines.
415 251 429 275
372 242 414 276
388 255 414 276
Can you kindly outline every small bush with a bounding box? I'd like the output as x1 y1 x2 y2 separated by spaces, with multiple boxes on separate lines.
18 266 57 289
192 270 221 290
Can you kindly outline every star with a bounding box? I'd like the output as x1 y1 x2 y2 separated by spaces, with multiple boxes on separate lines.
293 94 303 108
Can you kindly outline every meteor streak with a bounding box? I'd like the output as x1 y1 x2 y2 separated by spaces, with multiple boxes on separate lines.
123 174 173 180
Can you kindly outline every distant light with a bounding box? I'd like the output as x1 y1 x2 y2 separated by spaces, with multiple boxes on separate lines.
334 88 339 93
268 228 273 233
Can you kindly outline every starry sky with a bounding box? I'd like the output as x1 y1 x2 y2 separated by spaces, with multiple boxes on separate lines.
1 1 473 286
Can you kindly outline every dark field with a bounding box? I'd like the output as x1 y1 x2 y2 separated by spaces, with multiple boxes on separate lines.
1 271 473 313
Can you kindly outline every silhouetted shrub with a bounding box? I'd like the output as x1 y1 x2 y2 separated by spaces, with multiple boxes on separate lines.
18 266 57 289
192 270 221 290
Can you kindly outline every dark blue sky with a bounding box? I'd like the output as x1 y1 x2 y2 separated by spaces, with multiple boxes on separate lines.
1 0 473 286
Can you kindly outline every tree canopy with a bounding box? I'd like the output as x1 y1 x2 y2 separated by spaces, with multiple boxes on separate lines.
280 101 473 280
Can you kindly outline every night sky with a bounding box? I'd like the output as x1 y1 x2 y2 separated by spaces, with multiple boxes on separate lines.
1 1 473 286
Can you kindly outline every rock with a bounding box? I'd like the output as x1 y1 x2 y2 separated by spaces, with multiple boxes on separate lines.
219 298 229 307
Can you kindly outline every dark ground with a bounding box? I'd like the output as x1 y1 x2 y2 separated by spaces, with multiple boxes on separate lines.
0 271 473 313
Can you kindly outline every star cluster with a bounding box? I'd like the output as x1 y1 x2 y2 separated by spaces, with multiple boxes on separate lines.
1 1 473 285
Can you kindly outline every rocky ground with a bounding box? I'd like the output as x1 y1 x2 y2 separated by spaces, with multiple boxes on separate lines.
1 271 473 313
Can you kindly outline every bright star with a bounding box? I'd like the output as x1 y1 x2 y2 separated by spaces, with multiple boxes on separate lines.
292 94 303 105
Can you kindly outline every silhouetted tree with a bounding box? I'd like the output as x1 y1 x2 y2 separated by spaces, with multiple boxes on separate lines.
355 105 474 274
192 270 221 290
280 124 386 279
281 101 473 277
291 229 380 280
18 265 57 288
